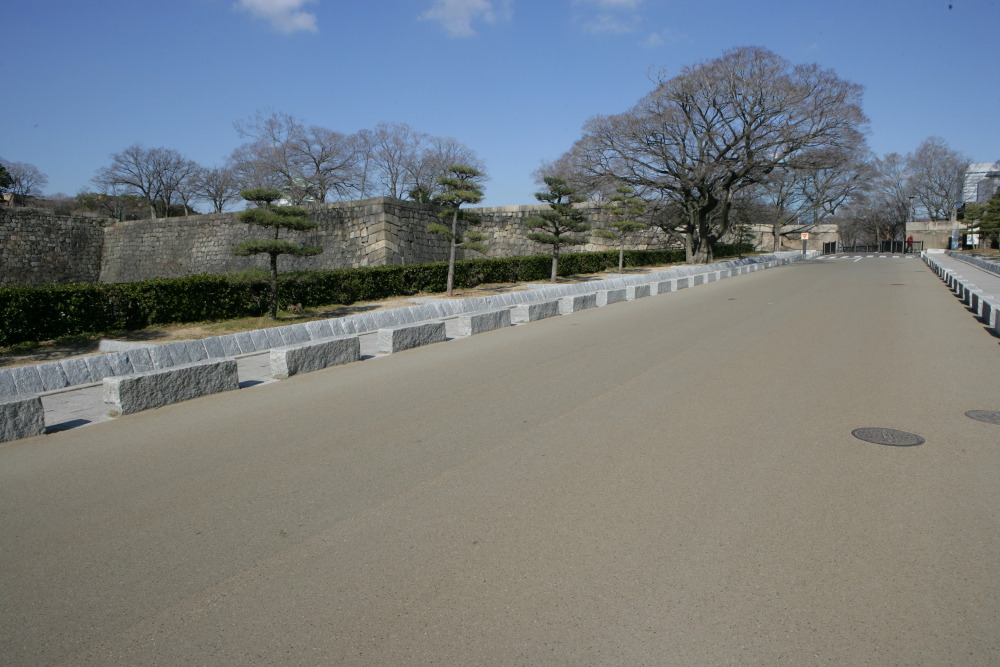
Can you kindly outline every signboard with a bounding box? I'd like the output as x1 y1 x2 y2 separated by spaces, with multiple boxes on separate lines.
801 232 810 240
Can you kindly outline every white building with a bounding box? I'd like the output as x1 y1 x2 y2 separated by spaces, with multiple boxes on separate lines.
963 162 1000 204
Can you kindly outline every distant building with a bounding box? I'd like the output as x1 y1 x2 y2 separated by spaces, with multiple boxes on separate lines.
963 162 1000 204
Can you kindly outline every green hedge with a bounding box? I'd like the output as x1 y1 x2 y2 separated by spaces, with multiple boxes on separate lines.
0 246 751 346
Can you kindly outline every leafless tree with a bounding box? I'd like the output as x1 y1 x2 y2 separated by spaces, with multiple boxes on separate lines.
232 110 362 204
409 136 485 199
754 147 872 250
905 136 969 221
194 165 242 213
94 144 197 218
569 46 868 263
355 122 426 200
838 153 910 245
0 158 49 204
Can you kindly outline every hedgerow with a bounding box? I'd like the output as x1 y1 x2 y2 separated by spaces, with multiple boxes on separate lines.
0 245 751 346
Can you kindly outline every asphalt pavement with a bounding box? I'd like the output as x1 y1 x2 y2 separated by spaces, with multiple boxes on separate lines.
2 254 998 665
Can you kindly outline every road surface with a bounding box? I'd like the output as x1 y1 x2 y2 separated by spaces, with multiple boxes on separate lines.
2 255 998 664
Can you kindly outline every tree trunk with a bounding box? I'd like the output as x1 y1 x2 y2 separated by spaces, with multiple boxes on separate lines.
446 210 458 296
550 245 559 282
618 240 625 273
772 223 781 252
269 253 279 320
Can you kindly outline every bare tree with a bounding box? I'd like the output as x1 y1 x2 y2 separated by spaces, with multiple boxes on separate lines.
409 136 484 200
754 147 872 250
232 110 362 204
905 136 969 221
94 144 196 218
838 153 910 245
0 158 49 204
570 46 868 263
194 165 242 213
355 122 426 199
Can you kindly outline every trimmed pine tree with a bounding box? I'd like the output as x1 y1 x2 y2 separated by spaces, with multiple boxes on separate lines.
236 188 322 319
428 165 487 296
526 177 590 281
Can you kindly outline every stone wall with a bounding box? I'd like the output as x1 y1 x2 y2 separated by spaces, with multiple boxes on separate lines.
0 209 108 285
1 198 838 286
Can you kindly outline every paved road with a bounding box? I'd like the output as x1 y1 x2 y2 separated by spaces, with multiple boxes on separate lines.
2 255 998 665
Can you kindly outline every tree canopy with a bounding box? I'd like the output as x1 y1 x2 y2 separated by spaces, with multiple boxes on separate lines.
566 46 869 263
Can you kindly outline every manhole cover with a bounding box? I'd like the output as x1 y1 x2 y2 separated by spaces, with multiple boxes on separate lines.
851 428 925 446
965 410 1000 425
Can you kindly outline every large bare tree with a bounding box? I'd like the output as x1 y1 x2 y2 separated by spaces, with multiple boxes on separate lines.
905 136 969 221
231 110 361 204
569 46 868 263
0 158 49 204
94 144 196 219
838 153 911 245
193 165 242 213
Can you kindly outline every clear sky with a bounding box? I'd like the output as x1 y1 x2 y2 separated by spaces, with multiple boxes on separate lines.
3 0 998 208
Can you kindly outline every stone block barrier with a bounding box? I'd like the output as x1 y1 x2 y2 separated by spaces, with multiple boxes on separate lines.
0 250 812 407
270 336 361 380
596 288 628 307
377 321 447 354
626 284 651 300
924 253 1000 335
511 300 560 323
0 393 45 443
103 358 239 416
454 309 512 337
559 293 598 315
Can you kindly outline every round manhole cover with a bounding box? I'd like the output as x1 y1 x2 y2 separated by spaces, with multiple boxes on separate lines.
851 428 925 446
965 410 1000 425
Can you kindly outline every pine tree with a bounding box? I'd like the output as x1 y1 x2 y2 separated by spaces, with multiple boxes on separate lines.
235 188 322 319
427 165 487 296
965 188 1000 250
595 185 647 273
526 177 590 281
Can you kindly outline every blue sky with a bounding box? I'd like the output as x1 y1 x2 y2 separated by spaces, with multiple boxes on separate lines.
3 0 998 208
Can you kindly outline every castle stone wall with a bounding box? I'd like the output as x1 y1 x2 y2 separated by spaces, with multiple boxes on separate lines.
0 209 108 285
2 198 828 286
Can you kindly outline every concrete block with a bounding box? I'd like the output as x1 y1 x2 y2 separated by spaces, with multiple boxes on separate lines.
455 309 512 337
125 348 154 373
706 272 718 282
148 345 175 369
218 335 242 357
202 336 226 358
676 277 690 290
652 280 674 295
236 331 259 354
0 371 17 398
103 358 239 416
167 342 193 365
0 393 45 443
596 288 627 307
559 293 598 315
264 328 285 348
11 365 45 394
305 320 334 341
511 300 560 323
105 352 132 376
626 284 651 300
249 329 270 352
85 355 115 383
270 336 361 379
36 363 68 393
376 321 447 354
280 324 310 345
60 358 94 386
693 274 705 286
